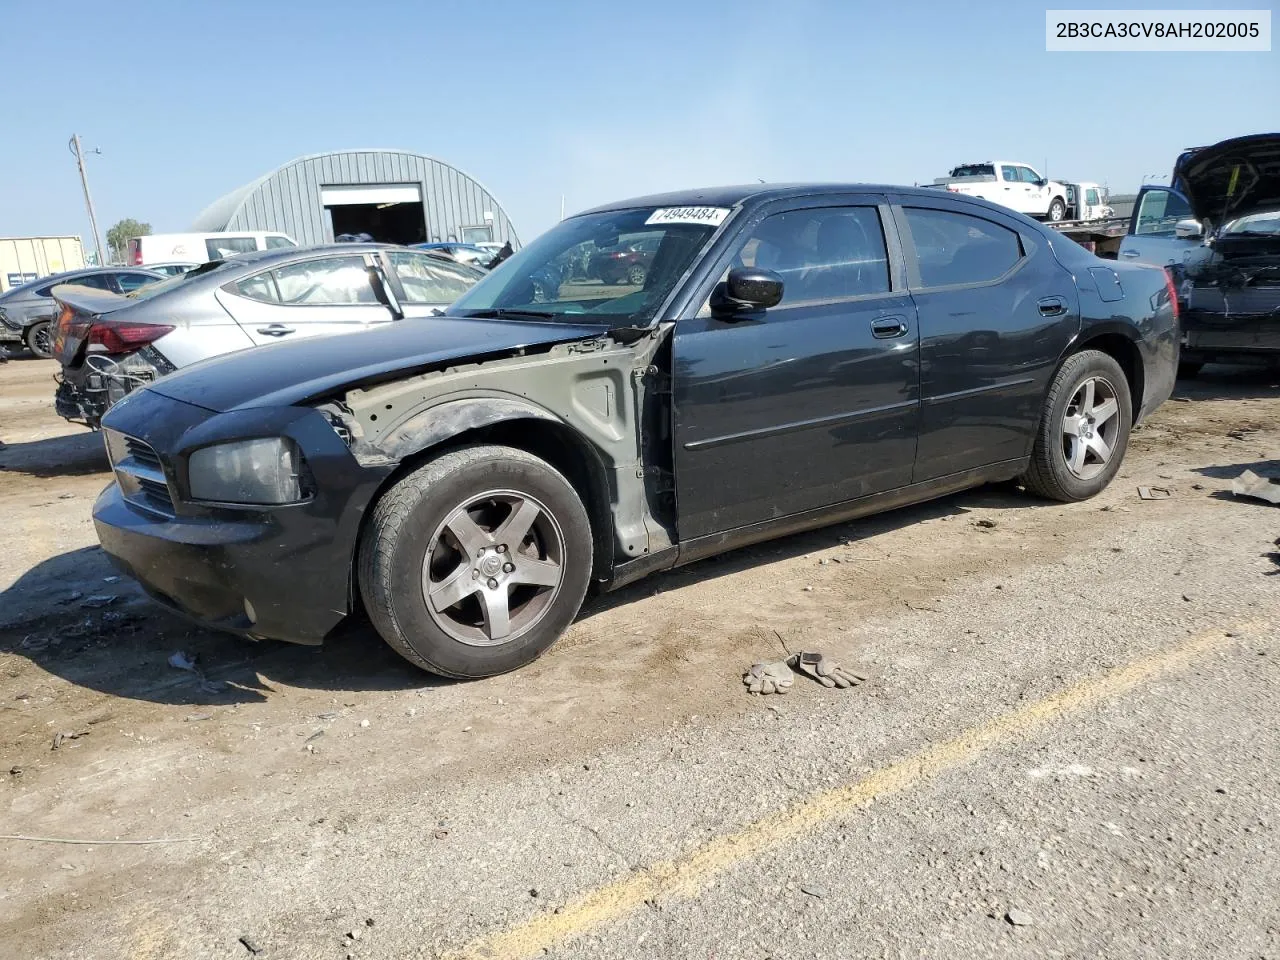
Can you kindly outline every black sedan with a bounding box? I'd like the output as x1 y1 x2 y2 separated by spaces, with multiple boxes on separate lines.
0 266 163 358
91 184 1177 678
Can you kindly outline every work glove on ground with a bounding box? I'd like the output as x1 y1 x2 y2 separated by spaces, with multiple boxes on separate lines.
743 660 794 695
788 651 867 689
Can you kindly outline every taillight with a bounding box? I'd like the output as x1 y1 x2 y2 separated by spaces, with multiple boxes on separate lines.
1163 267 1180 324
128 240 142 265
87 322 175 354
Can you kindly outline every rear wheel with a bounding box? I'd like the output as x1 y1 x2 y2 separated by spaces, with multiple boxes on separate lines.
24 321 52 360
359 444 593 678
626 264 647 285
1022 350 1132 502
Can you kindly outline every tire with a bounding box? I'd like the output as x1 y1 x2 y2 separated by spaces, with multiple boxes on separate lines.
1021 349 1132 502
358 444 593 678
626 264 647 285
1047 198 1066 223
1177 361 1203 379
24 321 52 360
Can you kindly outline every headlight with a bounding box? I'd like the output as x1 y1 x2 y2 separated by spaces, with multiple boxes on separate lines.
187 438 308 505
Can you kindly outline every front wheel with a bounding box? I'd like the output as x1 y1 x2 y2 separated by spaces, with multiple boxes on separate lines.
358 444 593 678
25 321 52 359
1047 198 1067 222
626 264 647 285
1021 350 1132 502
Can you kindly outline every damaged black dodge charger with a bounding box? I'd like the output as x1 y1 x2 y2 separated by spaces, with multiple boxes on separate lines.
94 185 1178 677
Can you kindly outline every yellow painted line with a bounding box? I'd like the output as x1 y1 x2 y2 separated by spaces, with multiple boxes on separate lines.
448 624 1255 960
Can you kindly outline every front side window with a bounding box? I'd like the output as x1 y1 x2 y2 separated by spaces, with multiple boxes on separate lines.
265 235 295 249
1086 188 1100 206
272 256 376 305
206 237 258 259
386 251 480 303
1134 190 1194 236
1018 167 1042 184
737 207 890 304
450 206 728 325
904 208 1022 287
73 274 112 291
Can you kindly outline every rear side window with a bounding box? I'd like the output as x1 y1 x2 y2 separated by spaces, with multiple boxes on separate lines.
234 272 280 303
904 208 1022 287
265 235 295 249
114 272 158 293
1134 190 1193 237
206 237 258 259
738 206 890 304
951 164 994 178
1000 165 1019 181
273 256 376 304
387 251 478 303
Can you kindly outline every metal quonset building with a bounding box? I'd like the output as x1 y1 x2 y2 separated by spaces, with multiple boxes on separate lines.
191 149 520 248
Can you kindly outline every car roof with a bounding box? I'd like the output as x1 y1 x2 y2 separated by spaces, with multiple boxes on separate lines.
0 265 161 298
220 242 402 266
578 183 967 216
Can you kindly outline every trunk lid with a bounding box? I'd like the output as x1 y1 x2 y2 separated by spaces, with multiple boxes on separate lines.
51 285 134 366
1173 133 1280 227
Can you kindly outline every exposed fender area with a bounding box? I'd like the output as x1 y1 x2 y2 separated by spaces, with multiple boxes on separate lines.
334 328 678 570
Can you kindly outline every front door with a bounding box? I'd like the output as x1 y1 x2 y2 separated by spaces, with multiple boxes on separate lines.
672 200 921 541
893 198 1080 481
1118 186 1199 268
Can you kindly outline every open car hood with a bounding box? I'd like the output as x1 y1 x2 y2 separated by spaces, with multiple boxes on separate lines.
145 315 605 412
1173 133 1280 226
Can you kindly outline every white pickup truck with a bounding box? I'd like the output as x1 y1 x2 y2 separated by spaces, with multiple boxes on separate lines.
932 162 1070 222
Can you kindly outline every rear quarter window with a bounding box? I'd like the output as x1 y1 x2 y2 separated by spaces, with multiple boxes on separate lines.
904 208 1023 287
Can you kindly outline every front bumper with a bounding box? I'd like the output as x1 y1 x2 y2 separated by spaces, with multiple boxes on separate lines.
92 389 392 645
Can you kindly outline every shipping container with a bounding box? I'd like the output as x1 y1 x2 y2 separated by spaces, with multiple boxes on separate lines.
0 236 85 293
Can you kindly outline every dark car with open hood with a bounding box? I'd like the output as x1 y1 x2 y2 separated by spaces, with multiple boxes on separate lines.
1119 132 1280 375
92 184 1178 678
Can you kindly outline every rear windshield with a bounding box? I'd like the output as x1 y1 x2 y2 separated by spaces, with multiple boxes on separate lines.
950 164 995 178
125 260 228 300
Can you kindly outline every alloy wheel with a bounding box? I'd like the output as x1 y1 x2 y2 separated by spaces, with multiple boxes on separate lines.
421 490 566 647
1061 376 1121 480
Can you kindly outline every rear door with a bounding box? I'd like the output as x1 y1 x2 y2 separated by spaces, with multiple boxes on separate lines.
672 196 921 539
109 271 163 294
1118 186 1199 267
893 197 1079 481
214 253 392 346
998 165 1027 211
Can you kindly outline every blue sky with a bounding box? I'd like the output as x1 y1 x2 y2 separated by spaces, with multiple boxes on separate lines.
0 0 1275 245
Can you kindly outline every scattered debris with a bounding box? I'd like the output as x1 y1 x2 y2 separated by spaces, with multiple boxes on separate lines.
743 660 794 696
973 518 998 529
800 884 827 899
238 935 263 955
51 730 89 751
1230 469 1280 505
789 651 867 689
168 651 198 672
79 595 118 609
185 713 212 722
904 599 942 612
358 719 370 729
9 766 21 778
529 888 540 898
346 928 363 942
1191 483 1205 491
1137 486 1172 500
433 829 449 840
57 493 76 500
1182 594 1194 603
316 711 338 720
1006 908 1035 927
305 730 325 744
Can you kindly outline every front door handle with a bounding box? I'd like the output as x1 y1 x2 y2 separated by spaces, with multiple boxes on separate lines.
1038 297 1068 317
257 324 296 337
1120 250 1140 258
871 316 909 339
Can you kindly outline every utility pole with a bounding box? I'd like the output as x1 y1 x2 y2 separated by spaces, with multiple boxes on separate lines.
69 134 105 265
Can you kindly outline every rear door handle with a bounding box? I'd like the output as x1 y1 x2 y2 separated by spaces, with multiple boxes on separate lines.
1120 250 1140 258
257 324 296 337
871 316 909 339
1038 297 1068 317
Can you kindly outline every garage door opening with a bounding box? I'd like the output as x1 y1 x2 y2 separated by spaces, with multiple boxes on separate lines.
321 184 427 245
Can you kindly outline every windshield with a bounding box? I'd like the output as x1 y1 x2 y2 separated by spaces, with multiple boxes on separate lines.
448 206 730 325
1222 211 1280 235
126 260 230 300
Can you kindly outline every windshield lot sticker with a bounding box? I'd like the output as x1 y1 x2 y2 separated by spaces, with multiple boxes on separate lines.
645 207 730 227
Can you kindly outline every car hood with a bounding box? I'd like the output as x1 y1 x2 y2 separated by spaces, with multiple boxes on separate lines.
145 315 606 412
1173 133 1280 226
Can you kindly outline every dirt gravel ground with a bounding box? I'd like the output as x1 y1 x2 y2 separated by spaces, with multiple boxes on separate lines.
1 355 1278 959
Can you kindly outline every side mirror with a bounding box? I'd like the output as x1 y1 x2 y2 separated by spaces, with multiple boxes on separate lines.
1174 219 1203 240
714 267 784 314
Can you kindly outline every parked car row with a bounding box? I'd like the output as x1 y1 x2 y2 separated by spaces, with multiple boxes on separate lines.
84 182 1179 683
